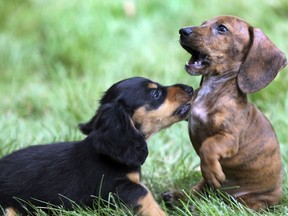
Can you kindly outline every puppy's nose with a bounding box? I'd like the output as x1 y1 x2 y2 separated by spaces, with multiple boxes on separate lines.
184 86 193 94
174 84 193 95
179 27 192 36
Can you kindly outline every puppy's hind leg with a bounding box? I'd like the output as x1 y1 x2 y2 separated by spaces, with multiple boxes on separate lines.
138 189 166 216
238 185 282 211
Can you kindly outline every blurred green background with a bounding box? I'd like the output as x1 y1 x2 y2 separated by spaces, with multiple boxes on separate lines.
0 0 287 215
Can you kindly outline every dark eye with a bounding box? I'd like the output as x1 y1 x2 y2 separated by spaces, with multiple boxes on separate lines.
151 89 162 99
216 24 228 34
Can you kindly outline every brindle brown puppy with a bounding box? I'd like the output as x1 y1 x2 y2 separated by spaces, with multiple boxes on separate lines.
163 15 287 210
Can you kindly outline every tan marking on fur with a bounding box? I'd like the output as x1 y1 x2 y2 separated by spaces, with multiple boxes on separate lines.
139 190 166 216
127 172 140 184
132 106 177 139
132 86 191 139
148 83 157 89
5 208 17 216
127 173 166 215
166 86 190 102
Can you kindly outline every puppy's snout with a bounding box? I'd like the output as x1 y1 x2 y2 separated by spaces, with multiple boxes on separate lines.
174 84 194 95
175 84 193 95
175 84 194 96
184 86 193 95
179 27 192 36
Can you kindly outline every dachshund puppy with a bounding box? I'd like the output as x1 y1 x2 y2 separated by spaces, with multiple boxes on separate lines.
163 16 287 210
0 77 193 216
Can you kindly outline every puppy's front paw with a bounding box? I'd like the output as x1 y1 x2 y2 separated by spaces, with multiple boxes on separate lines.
162 190 197 213
201 161 225 188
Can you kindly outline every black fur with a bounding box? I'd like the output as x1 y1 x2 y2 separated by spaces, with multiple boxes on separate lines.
0 77 193 215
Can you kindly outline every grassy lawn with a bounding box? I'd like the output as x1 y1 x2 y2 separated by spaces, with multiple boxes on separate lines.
0 0 287 215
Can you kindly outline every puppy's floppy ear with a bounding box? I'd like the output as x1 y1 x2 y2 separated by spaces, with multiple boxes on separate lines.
82 101 148 167
79 115 98 135
237 28 287 94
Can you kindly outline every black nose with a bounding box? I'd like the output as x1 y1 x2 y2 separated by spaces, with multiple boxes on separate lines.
174 84 193 94
184 86 193 94
179 27 192 36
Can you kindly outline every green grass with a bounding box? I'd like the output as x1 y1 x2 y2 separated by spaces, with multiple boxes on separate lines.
0 0 288 215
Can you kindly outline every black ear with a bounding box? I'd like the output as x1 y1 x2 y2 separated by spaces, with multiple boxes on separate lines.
82 101 148 167
79 115 98 135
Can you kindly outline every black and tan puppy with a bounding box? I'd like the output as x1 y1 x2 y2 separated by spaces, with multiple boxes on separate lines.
0 77 193 216
163 16 287 210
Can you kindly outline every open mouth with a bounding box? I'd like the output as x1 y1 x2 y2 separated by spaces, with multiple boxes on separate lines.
181 44 209 71
174 103 191 118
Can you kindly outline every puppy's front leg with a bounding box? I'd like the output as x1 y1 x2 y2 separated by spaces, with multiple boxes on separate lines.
5 208 17 216
199 133 238 188
138 189 166 216
119 172 166 216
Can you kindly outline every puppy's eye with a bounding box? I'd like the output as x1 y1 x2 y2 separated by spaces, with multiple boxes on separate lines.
216 24 228 34
151 89 162 99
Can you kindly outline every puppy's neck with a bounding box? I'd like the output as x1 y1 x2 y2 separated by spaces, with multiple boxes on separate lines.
201 71 238 86
199 72 245 100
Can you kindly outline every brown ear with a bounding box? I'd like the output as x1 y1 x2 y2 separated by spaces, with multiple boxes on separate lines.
237 28 287 94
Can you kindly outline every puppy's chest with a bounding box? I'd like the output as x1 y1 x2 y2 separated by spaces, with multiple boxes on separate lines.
189 98 220 144
190 100 208 124
189 87 220 134
189 86 211 125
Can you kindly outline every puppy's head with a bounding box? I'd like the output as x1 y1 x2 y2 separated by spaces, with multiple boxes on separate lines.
179 15 287 93
80 77 193 166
